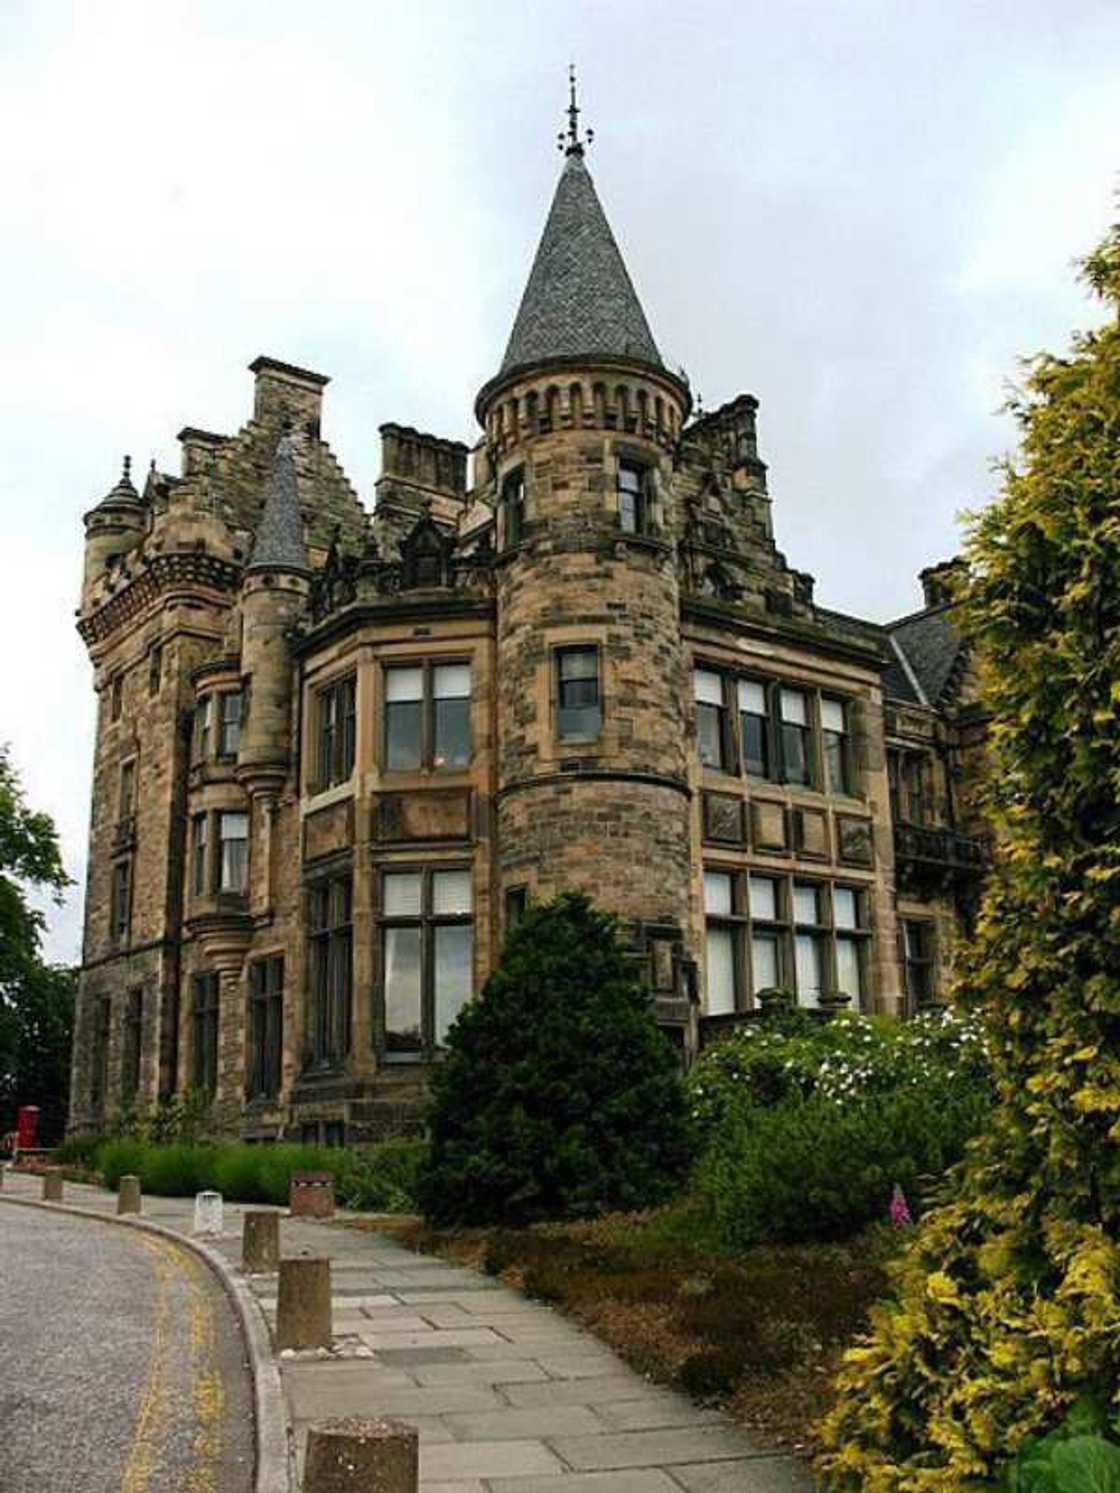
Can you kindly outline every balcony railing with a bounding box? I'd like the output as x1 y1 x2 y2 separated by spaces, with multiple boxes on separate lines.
894 821 990 887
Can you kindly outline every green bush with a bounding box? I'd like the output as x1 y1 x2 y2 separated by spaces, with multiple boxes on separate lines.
700 1079 991 1249
688 1006 991 1132
95 1137 425 1210
52 1133 108 1168
417 893 694 1226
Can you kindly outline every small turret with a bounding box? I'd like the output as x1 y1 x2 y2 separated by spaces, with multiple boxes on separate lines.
238 433 310 799
82 456 146 593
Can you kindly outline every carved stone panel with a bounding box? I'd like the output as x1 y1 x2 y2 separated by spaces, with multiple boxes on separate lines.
377 789 472 844
703 792 745 845
303 800 354 863
794 806 829 860
751 800 787 852
836 813 875 867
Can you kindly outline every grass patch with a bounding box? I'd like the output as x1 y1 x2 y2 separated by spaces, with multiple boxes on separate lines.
352 1197 899 1455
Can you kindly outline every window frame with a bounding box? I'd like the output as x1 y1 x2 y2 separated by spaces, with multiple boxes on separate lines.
501 467 526 548
191 972 220 1097
122 987 143 1101
110 673 124 722
377 863 474 1060
315 675 357 790
110 858 132 943
382 658 473 774
217 691 243 760
307 873 353 1072
217 809 249 894
247 955 284 1101
617 458 649 536
701 867 871 1013
91 996 112 1110
118 758 136 823
901 918 936 1008
148 644 162 697
555 644 602 743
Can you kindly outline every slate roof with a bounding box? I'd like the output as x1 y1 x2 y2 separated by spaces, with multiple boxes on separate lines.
500 152 662 376
885 605 966 707
248 434 309 574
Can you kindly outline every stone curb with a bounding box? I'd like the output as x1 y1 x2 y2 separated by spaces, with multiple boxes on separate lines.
0 1192 292 1493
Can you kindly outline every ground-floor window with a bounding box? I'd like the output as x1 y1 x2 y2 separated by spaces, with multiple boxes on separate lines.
901 919 936 1006
380 865 473 1057
309 876 352 1070
91 996 111 1109
192 972 220 1095
247 956 284 1100
703 869 871 1011
122 988 143 1101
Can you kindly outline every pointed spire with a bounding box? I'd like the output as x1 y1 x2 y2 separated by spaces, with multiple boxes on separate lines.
96 454 142 508
248 433 309 575
498 76 660 378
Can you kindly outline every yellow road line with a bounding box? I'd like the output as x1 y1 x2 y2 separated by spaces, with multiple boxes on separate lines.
120 1234 176 1493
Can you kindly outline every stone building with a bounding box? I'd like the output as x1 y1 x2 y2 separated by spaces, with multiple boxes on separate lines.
69 106 989 1141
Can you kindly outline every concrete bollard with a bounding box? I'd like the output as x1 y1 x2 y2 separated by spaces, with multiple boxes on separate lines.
303 1417 418 1492
289 1171 335 1219
117 1174 142 1215
193 1190 224 1235
42 1170 63 1202
276 1256 332 1350
242 1210 280 1273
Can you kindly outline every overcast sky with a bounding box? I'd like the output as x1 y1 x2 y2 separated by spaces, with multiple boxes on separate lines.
3 0 1118 964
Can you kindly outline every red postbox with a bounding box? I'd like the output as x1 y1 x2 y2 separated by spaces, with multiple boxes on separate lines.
16 1106 39 1151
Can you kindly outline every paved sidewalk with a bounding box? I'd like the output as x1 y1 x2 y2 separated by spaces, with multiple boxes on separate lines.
1 1170 812 1491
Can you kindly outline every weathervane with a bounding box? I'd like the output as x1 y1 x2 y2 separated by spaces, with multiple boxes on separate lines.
557 64 593 157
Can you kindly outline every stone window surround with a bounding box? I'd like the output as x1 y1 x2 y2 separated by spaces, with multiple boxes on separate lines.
693 659 859 799
499 465 526 550
551 640 604 747
702 864 872 1013
374 858 474 1062
380 655 473 775
192 685 244 766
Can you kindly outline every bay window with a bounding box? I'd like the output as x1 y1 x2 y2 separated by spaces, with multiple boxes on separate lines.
381 866 473 1056
317 676 356 788
385 661 472 770
218 811 248 893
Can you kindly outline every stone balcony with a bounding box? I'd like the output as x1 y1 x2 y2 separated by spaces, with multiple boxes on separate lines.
894 820 991 894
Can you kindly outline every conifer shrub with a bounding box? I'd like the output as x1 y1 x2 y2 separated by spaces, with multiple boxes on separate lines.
415 893 694 1226
818 222 1120 1489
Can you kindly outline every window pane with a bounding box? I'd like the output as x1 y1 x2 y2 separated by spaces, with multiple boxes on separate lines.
619 489 637 533
696 703 724 768
703 870 733 916
904 921 929 961
793 883 819 924
383 872 422 916
748 876 777 921
434 698 470 769
782 723 811 785
434 664 470 699
794 933 823 1007
383 927 422 1054
833 887 859 930
706 927 736 1015
619 462 643 494
742 711 769 778
435 924 472 1044
737 679 766 714
824 732 847 794
780 688 807 726
220 693 242 755
836 936 863 1003
560 649 598 681
751 932 780 993
433 869 472 915
821 698 846 734
387 701 422 769
694 669 724 706
386 666 424 702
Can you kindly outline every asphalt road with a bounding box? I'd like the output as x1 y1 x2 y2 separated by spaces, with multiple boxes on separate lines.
0 1203 254 1493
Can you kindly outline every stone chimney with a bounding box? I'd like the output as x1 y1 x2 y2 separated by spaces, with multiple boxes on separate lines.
249 356 329 437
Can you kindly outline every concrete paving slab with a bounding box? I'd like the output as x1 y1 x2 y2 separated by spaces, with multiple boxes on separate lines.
486 1471 684 1492
670 1457 815 1491
375 1346 469 1366
420 1439 566 1480
359 1327 503 1350
443 1405 603 1441
592 1398 730 1432
553 1425 767 1470
412 1359 553 1386
503 1374 663 1408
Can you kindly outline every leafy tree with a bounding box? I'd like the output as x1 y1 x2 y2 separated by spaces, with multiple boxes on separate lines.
416 893 694 1226
0 745 74 1143
818 221 1120 1489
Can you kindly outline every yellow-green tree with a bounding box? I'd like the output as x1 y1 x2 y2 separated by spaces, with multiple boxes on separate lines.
818 222 1120 1489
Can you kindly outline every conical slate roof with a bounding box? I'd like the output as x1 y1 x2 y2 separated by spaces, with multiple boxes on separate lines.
248 434 309 574
500 152 662 376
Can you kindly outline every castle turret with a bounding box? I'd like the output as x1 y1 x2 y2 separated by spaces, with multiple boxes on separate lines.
82 456 146 595
479 79 693 994
237 432 311 801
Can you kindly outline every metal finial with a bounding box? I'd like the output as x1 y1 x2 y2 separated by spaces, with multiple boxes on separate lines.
558 64 592 157
123 455 131 480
